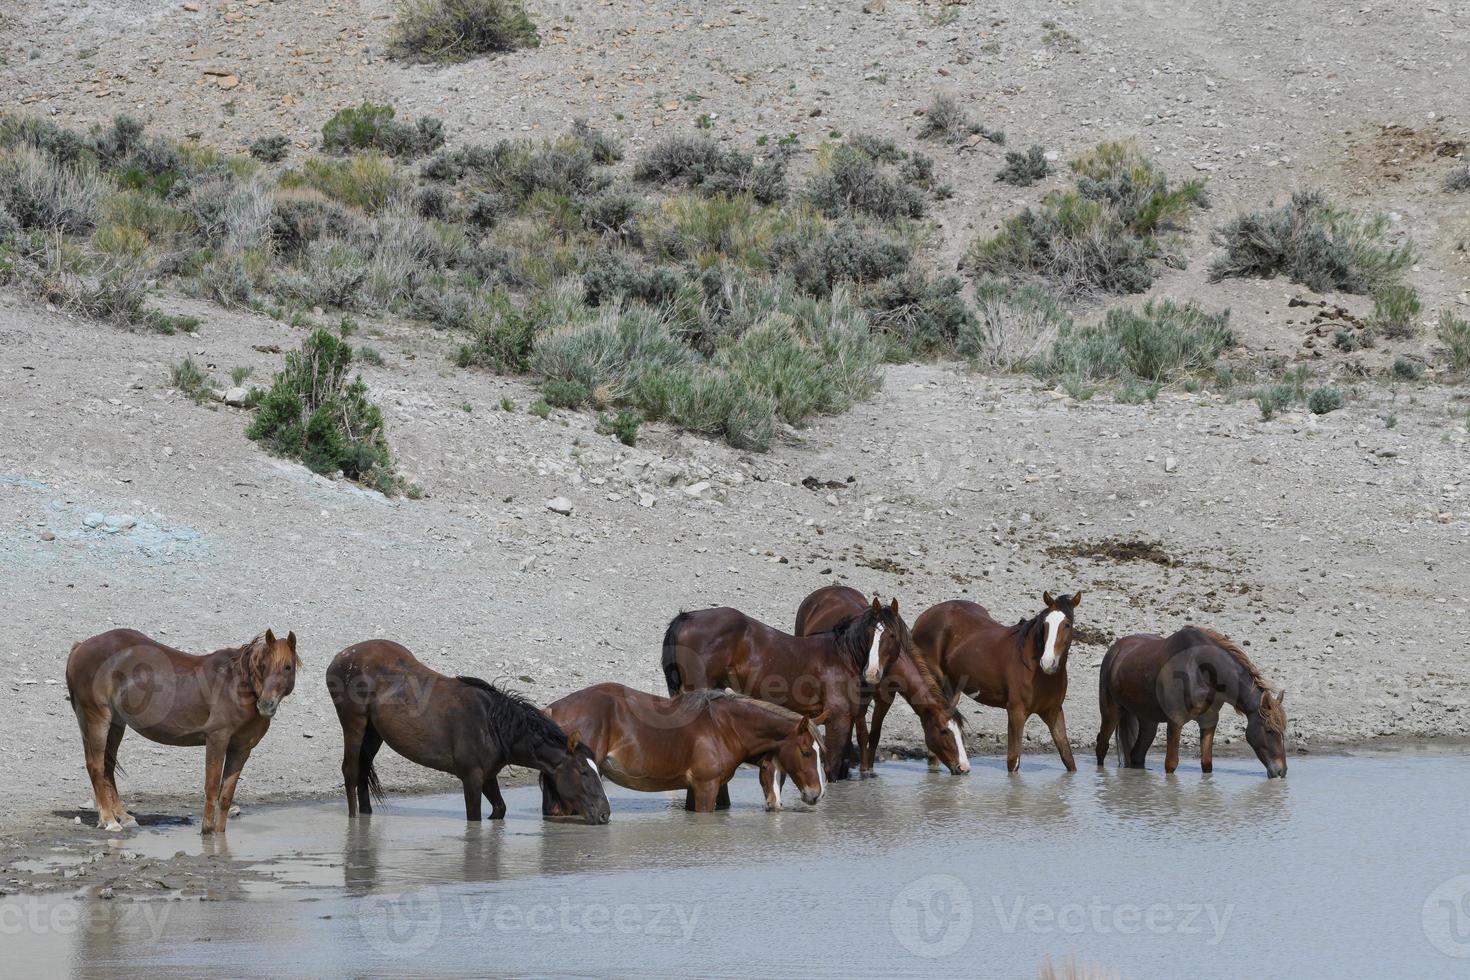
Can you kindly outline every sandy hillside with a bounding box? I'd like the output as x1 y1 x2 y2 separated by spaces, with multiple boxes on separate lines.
1 0 1468 836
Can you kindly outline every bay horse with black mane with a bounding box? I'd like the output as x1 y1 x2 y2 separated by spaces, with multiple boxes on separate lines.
65 628 301 834
542 683 826 814
794 585 968 776
661 601 896 782
325 640 609 823
1096 626 1288 778
912 592 1083 772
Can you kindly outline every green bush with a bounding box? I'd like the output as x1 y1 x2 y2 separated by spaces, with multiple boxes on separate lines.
959 277 1072 371
632 135 785 204
918 94 1003 146
249 135 290 164
1209 190 1413 294
1070 141 1207 236
1438 309 1470 372
1390 356 1423 381
321 102 445 159
996 145 1052 186
806 143 926 221
1307 386 1345 414
1039 299 1232 382
270 238 370 310
966 192 1155 296
1370 283 1421 339
596 409 641 446
1444 163 1470 193
388 0 539 64
246 328 399 491
0 146 104 233
170 358 212 402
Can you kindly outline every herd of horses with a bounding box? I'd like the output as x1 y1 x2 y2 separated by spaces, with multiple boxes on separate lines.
63 584 1289 832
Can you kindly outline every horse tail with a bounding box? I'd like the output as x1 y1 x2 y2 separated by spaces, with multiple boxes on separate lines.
361 721 385 804
1117 712 1138 764
661 612 690 695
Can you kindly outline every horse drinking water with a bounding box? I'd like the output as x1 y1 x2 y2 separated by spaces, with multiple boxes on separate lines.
1095 626 1288 778
65 628 301 834
326 640 610 823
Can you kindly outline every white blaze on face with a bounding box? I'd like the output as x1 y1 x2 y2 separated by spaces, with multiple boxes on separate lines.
865 623 885 683
585 757 601 779
948 718 970 773
1039 610 1067 674
811 730 826 800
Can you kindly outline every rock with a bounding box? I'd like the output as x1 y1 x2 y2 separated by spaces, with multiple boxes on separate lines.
683 481 711 498
82 513 105 529
104 514 136 532
545 496 574 516
99 887 115 900
638 492 656 508
862 0 885 12
39 530 55 542
223 387 250 407
1165 456 1178 473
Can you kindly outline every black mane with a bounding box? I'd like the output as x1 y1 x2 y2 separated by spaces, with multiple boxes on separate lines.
829 608 879 674
456 676 569 752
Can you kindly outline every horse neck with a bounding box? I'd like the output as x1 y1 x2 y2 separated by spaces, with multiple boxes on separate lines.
727 702 795 757
1226 660 1265 714
825 617 870 676
892 648 945 710
506 731 567 775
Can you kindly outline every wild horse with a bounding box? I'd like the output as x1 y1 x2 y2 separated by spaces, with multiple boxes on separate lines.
65 628 301 834
325 639 610 823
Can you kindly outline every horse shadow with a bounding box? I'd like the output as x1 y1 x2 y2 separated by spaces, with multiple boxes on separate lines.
51 808 194 828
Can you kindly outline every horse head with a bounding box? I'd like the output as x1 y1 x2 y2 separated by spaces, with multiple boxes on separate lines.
250 629 300 718
546 732 611 824
1246 689 1288 779
775 715 826 806
1032 591 1082 675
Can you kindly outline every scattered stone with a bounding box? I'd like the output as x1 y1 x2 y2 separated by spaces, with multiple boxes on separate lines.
82 513 105 529
545 497 574 516
103 514 137 532
39 530 55 542
638 492 656 508
683 481 711 498
222 387 250 407
1165 456 1178 473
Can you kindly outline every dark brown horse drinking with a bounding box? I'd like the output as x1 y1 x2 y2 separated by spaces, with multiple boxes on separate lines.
1095 626 1288 778
65 628 301 834
794 585 968 776
661 601 898 781
913 592 1083 772
325 640 610 823
542 683 826 813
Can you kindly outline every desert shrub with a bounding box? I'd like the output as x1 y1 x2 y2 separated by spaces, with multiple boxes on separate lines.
0 146 105 233
91 116 185 194
451 290 552 372
387 0 539 63
0 116 90 164
1369 283 1421 339
269 187 366 254
246 328 398 490
249 135 290 164
170 357 211 402
1438 309 1470 372
718 305 883 424
427 132 612 205
1209 190 1413 294
282 156 404 213
918 94 1003 146
639 193 791 269
581 253 696 317
581 190 644 237
1444 163 1470 193
807 143 926 221
191 250 255 306
996 145 1052 186
1307 386 1345 414
633 135 786 204
1039 299 1232 382
767 219 913 296
1390 356 1423 381
532 306 700 402
570 119 622 165
596 409 641 446
173 170 273 251
1070 140 1207 236
865 270 976 358
965 192 1155 296
321 102 445 159
270 238 370 310
959 277 1073 371
357 345 386 366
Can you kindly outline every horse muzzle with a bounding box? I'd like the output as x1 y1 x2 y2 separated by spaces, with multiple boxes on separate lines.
800 789 824 806
584 808 611 825
257 699 279 718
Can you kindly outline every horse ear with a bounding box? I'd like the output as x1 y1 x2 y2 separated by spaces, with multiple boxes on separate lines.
1042 591 1056 609
1276 689 1286 705
812 709 829 727
264 628 277 646
1070 591 1083 608
286 630 297 651
566 732 580 753
871 596 882 613
889 597 900 615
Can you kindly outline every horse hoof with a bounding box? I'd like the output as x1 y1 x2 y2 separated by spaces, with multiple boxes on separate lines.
120 815 139 829
228 805 241 817
100 820 122 832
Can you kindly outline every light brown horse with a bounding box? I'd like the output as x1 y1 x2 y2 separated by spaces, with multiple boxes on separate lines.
325 639 610 823
661 602 896 782
542 683 827 813
794 585 968 776
65 628 301 834
1096 626 1288 778
912 592 1082 772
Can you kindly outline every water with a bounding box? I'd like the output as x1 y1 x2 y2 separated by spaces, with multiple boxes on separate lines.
6 752 1468 978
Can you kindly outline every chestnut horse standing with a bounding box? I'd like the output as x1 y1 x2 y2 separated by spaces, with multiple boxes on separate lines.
325 640 610 823
543 683 826 813
1096 626 1288 778
661 602 893 781
65 628 301 834
912 592 1082 772
794 585 968 776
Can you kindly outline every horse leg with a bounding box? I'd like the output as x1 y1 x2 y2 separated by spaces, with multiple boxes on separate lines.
1005 704 1028 773
461 769 485 821
1199 724 1216 774
338 713 366 817
758 757 781 811
864 686 893 773
1128 722 1158 769
715 782 732 810
216 742 255 832
826 709 851 782
79 711 122 831
103 719 135 828
483 771 507 820
1042 707 1077 773
688 781 721 813
1164 722 1183 774
200 735 228 834
1095 700 1118 768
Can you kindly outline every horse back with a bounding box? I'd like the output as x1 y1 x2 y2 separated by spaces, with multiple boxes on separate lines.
912 600 1004 693
794 585 866 636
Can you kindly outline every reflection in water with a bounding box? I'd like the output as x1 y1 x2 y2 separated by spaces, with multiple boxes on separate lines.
11 754 1463 980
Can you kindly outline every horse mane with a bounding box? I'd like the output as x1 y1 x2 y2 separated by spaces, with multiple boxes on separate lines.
689 688 816 740
905 643 961 724
1191 627 1286 733
828 610 878 674
456 676 570 752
